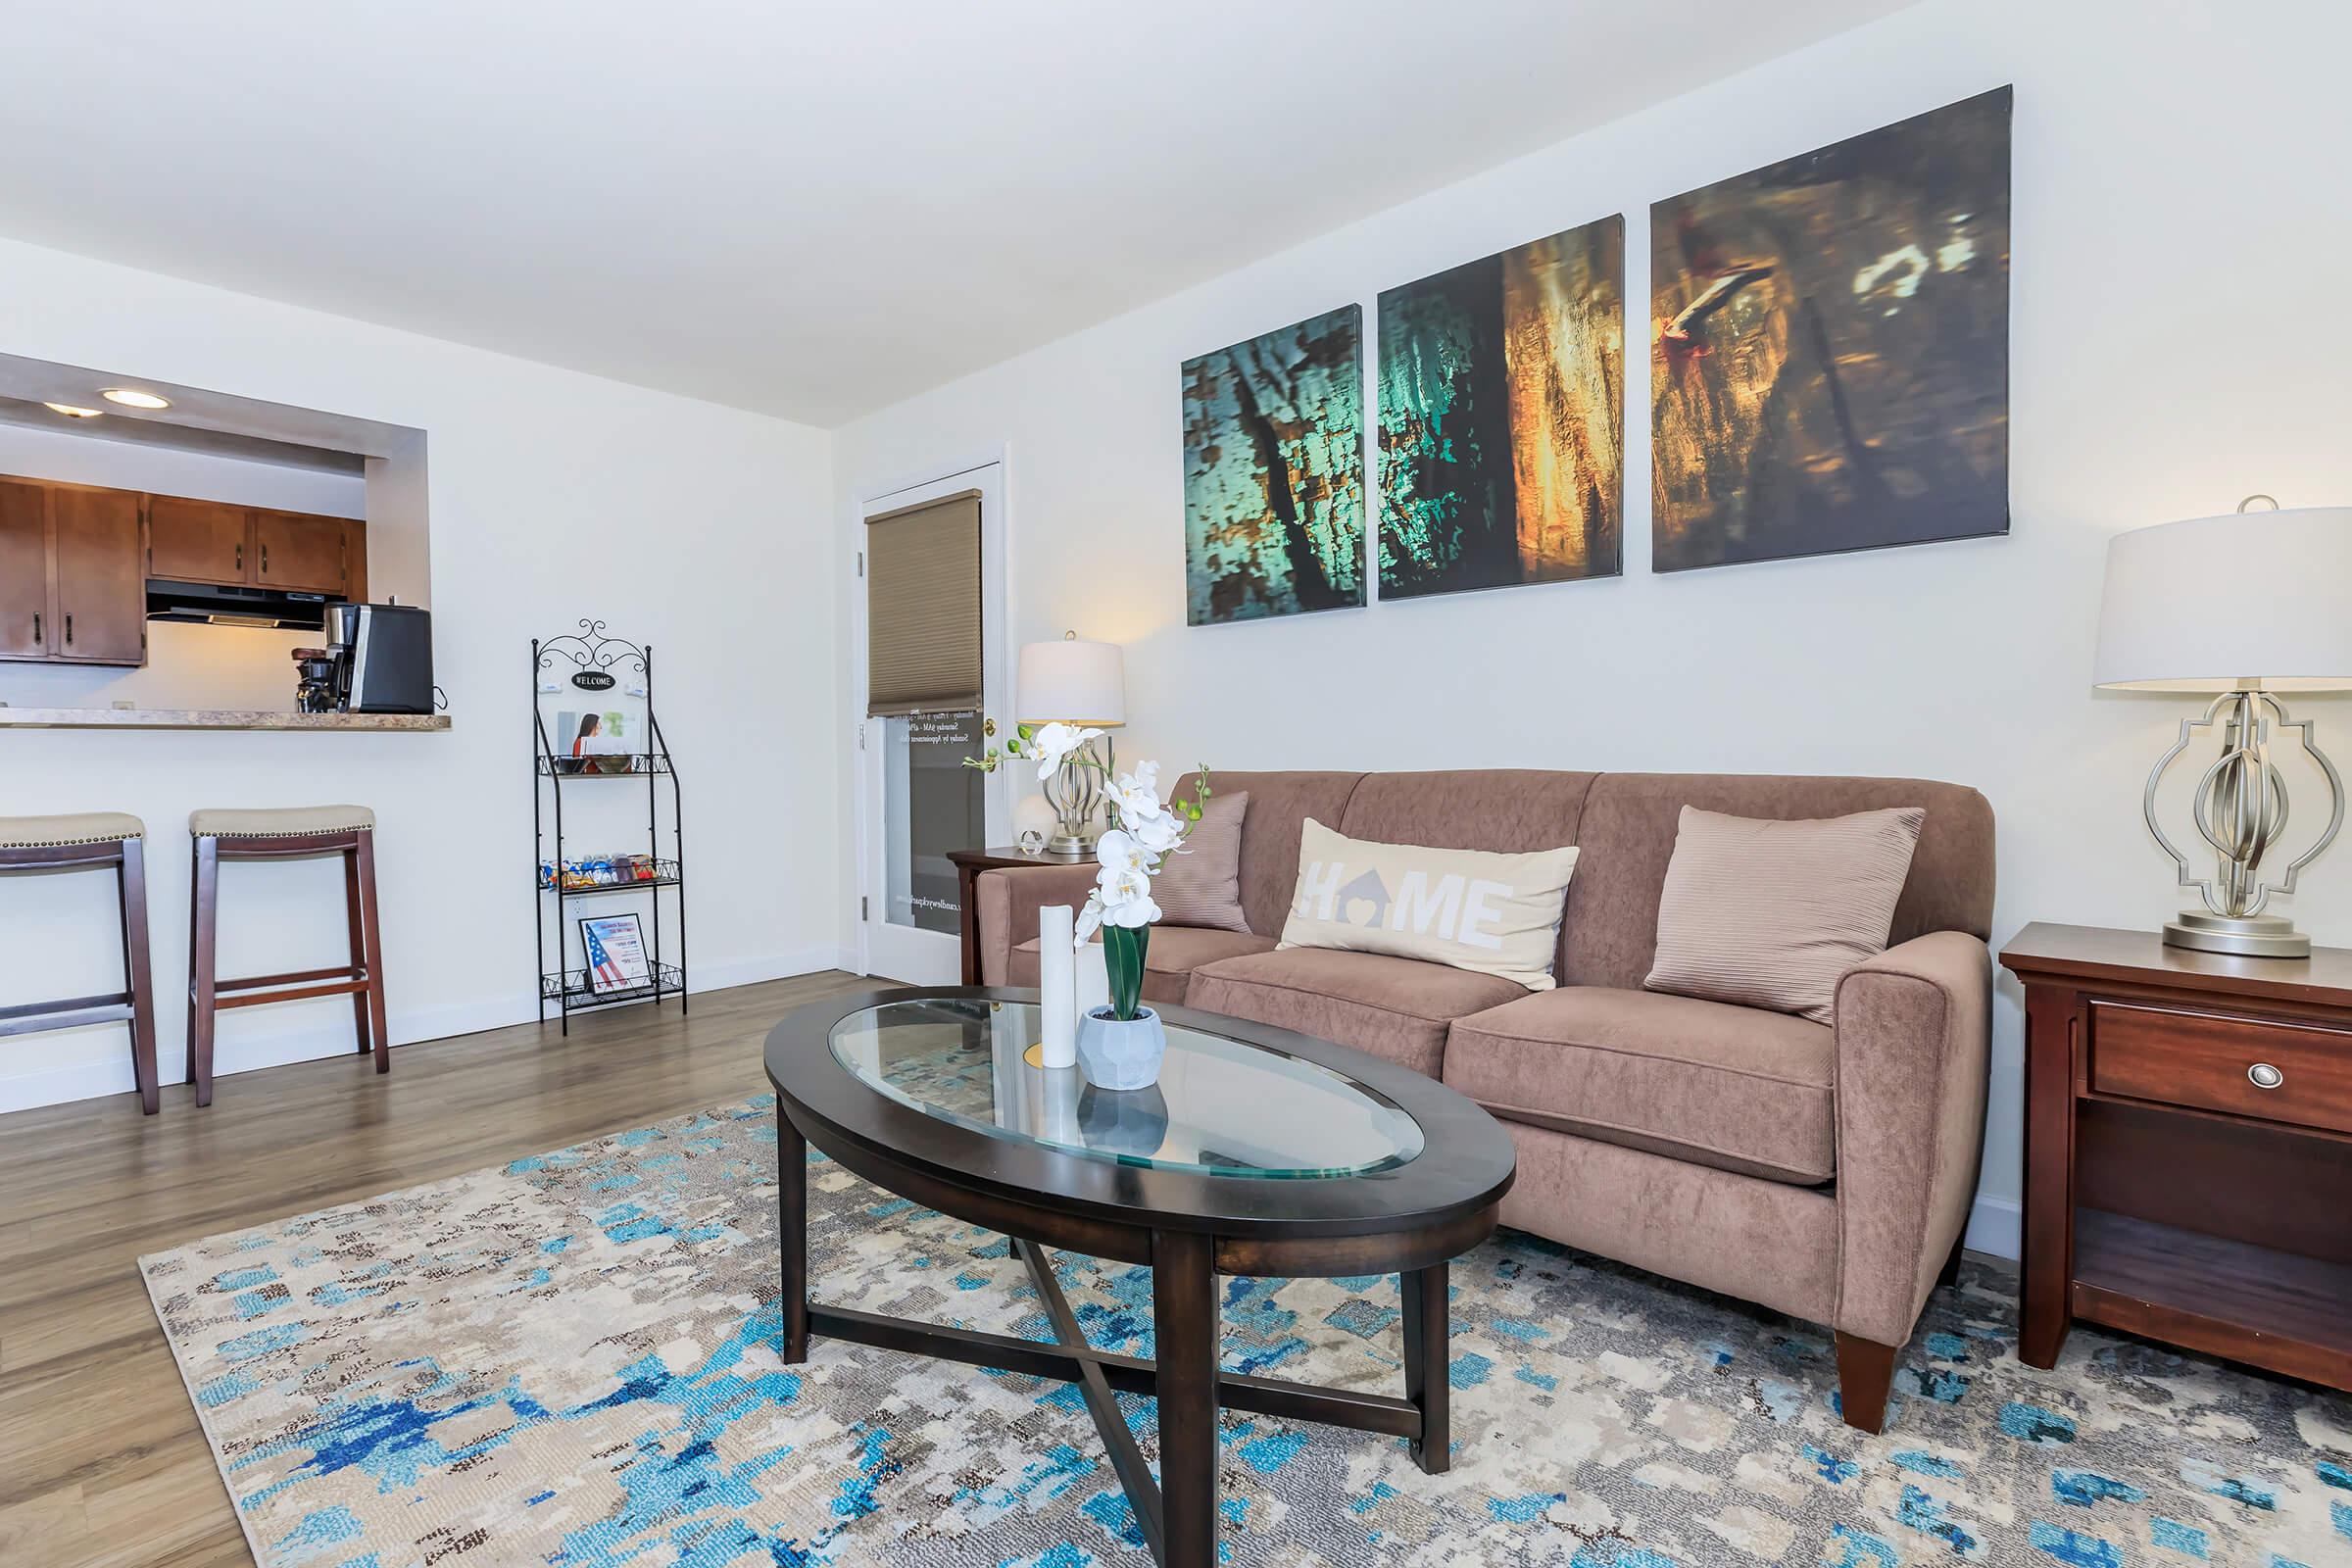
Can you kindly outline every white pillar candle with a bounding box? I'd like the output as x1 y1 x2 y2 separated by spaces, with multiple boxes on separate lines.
1037 904 1078 1069
1075 937 1111 1018
1035 1065 1082 1145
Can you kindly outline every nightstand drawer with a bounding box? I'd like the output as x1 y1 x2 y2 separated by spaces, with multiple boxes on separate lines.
2088 1002 2352 1136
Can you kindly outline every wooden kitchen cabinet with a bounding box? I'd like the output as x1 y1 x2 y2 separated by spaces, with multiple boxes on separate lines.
48 484 147 664
147 494 253 585
343 518 368 604
0 477 49 658
254 509 350 596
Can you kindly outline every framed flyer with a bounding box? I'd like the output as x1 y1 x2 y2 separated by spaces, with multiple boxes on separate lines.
580 913 653 995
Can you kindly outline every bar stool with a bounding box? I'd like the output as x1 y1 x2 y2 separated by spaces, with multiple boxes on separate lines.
0 813 160 1114
187 806 387 1106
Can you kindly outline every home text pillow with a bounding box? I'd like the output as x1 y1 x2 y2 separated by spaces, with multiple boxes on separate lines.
1152 790 1250 932
1643 805 1926 1025
1278 818 1579 990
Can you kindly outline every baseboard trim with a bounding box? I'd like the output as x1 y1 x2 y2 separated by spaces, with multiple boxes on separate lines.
0 947 858 1115
1965 1193 2021 1262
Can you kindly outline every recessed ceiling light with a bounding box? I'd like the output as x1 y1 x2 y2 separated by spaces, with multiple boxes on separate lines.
99 387 171 410
43 402 103 418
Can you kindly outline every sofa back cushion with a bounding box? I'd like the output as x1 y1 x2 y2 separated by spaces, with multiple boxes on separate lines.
1339 769 1599 853
1170 771 1362 938
1560 774 1995 991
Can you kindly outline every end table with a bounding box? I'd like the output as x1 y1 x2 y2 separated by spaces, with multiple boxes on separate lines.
2000 922 2352 1392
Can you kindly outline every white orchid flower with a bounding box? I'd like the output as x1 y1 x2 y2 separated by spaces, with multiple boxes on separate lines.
1103 761 1164 824
1028 721 1103 782
1074 891 1105 946
1094 828 1154 879
1096 866 1161 928
1125 807 1186 855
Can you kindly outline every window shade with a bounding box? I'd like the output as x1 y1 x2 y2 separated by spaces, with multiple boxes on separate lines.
865 489 982 716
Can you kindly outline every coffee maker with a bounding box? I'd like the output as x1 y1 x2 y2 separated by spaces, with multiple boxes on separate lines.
323 602 435 713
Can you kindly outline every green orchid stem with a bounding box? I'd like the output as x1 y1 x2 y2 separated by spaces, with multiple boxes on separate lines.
1102 925 1148 1022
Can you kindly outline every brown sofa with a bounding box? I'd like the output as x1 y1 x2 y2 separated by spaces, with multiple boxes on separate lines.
975 769 1994 1433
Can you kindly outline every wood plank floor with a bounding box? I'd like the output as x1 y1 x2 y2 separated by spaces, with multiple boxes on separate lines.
0 970 869 1568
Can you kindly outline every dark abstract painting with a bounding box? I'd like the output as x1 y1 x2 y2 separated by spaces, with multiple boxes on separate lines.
1651 86 2011 572
1182 305 1365 625
1377 215 1625 599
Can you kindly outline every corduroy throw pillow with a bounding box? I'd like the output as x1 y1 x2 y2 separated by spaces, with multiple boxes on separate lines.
1643 805 1926 1024
1151 791 1250 932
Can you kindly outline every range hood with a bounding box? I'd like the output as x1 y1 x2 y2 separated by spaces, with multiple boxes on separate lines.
146 578 334 631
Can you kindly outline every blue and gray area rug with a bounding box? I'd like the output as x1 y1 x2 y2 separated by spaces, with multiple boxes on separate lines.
141 1096 2352 1566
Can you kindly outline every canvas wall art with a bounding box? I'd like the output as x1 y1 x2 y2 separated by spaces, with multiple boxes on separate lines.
1650 85 2012 573
1181 305 1365 625
1375 215 1625 600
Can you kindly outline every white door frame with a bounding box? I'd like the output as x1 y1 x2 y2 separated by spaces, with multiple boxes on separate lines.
849 446 1015 980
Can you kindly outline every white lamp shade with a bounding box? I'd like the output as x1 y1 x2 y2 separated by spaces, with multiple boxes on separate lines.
2093 506 2352 692
1016 637 1125 725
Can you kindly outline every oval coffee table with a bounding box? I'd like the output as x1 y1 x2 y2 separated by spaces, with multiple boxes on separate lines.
763 986 1517 1567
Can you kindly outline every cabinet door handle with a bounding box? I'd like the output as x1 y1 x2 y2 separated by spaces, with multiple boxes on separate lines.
64 612 73 646
261 542 270 575
236 540 244 572
30 612 39 646
2248 1062 2284 1090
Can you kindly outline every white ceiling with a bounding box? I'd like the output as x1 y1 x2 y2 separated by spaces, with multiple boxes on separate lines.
0 1 1913 426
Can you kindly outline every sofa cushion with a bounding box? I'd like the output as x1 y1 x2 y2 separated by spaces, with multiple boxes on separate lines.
1278 818 1579 989
1152 790 1250 932
1008 926 1275 1007
1643 805 1925 1024
1444 986 1836 1185
1559 772 1995 992
1170 771 1364 939
1185 948 1523 1078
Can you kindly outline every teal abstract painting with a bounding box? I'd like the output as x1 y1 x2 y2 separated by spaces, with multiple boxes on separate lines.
1181 305 1365 625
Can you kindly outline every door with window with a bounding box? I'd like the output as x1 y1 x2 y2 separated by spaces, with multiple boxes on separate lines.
858 466 1006 982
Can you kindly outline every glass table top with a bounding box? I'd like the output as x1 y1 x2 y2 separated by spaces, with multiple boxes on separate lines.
827 998 1424 1178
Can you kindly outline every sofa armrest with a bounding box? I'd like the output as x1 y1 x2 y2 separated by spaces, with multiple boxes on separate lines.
1831 930 1993 1348
975 863 1100 985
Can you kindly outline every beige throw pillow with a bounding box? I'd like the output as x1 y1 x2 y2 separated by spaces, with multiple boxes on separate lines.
1278 818 1579 990
1152 790 1250 932
1643 806 1926 1024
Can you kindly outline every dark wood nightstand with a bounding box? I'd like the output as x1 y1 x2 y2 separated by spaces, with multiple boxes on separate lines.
2000 922 2352 1392
945 845 1087 983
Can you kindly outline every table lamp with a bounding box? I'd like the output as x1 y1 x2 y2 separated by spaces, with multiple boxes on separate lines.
2092 497 2352 956
1015 632 1125 856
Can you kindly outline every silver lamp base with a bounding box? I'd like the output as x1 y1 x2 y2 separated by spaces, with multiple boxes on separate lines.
1042 831 1097 859
2163 909 2312 959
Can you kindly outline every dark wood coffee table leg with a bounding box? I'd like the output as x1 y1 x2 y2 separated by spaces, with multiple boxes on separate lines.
777 1109 809 1364
1152 1229 1219 1568
1402 1261 1449 1473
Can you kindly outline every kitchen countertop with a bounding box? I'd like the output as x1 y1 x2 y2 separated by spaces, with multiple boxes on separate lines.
0 708 450 731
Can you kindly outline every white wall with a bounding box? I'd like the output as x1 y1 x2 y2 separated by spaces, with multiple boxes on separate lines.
0 236 841 1112
833 0 2352 1258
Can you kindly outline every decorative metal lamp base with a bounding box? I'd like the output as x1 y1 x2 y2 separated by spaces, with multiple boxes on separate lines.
2143 687 2341 962
1042 831 1097 859
2163 909 2312 959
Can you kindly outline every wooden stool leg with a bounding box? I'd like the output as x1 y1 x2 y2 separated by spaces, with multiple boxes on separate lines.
355 830 390 1074
342 846 370 1055
188 836 219 1107
118 839 159 1115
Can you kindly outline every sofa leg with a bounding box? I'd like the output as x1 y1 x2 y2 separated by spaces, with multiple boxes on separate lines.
1835 1333 1900 1435
1937 1236 1966 1292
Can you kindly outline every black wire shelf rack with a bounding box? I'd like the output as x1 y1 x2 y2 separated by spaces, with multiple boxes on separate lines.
532 620 687 1036
539 961 686 1011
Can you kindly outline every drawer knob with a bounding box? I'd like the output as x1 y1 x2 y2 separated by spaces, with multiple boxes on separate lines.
2247 1062 2285 1090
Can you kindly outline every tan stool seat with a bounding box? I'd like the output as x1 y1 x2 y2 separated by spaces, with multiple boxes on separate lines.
190 805 376 838
0 811 145 849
